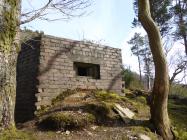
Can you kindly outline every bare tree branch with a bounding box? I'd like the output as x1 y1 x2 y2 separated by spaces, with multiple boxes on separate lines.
170 57 187 84
20 0 53 25
20 0 91 25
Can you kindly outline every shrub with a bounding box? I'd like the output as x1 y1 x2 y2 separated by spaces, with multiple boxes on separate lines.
122 68 144 90
122 69 134 88
129 80 144 90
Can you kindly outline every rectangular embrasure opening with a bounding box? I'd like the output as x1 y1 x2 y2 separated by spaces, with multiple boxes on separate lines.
74 62 100 79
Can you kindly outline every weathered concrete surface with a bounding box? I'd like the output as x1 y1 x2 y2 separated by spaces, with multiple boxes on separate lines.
16 34 123 122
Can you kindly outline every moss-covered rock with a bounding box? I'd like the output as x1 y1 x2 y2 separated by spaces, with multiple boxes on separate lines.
39 111 95 130
83 102 121 124
94 90 121 101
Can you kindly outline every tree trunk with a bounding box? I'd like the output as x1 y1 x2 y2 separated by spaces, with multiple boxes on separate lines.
177 0 187 56
0 0 20 130
137 54 142 82
138 0 173 140
0 54 17 129
144 54 151 90
146 74 150 90
183 35 187 56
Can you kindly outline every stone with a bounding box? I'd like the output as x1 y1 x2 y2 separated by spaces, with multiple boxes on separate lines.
65 130 70 135
138 134 151 140
87 131 93 136
91 126 98 130
114 104 135 119
78 109 83 114
56 131 61 134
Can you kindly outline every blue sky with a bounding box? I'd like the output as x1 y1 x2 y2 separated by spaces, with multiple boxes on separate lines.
21 0 187 83
21 0 144 72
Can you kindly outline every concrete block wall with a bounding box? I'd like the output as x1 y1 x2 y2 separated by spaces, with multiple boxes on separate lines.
16 34 123 122
15 36 41 122
36 35 123 108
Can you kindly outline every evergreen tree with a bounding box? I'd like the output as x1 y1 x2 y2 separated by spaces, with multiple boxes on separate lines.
139 36 154 90
128 33 144 82
133 0 172 36
170 0 187 55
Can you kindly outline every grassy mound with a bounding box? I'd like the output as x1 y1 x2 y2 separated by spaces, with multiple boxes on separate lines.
39 111 95 130
17 89 168 139
36 88 187 140
36 89 127 130
13 88 187 140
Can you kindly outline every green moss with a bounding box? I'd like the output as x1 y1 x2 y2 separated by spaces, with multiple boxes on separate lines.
94 90 121 101
39 91 120 127
122 88 132 94
35 105 50 117
130 126 158 140
51 89 77 105
178 131 187 140
122 95 150 119
168 98 187 140
37 89 79 116
131 126 150 133
39 112 95 130
121 135 129 140
0 1 19 53
135 96 147 104
84 102 110 121
0 129 35 140
84 101 121 124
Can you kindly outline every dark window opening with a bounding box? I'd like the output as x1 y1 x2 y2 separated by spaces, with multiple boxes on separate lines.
74 62 100 79
78 67 87 76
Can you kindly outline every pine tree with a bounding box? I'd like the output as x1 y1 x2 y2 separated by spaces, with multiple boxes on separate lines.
128 33 144 82
171 0 187 55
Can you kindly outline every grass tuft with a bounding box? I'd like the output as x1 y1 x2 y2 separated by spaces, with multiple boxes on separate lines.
0 129 35 140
